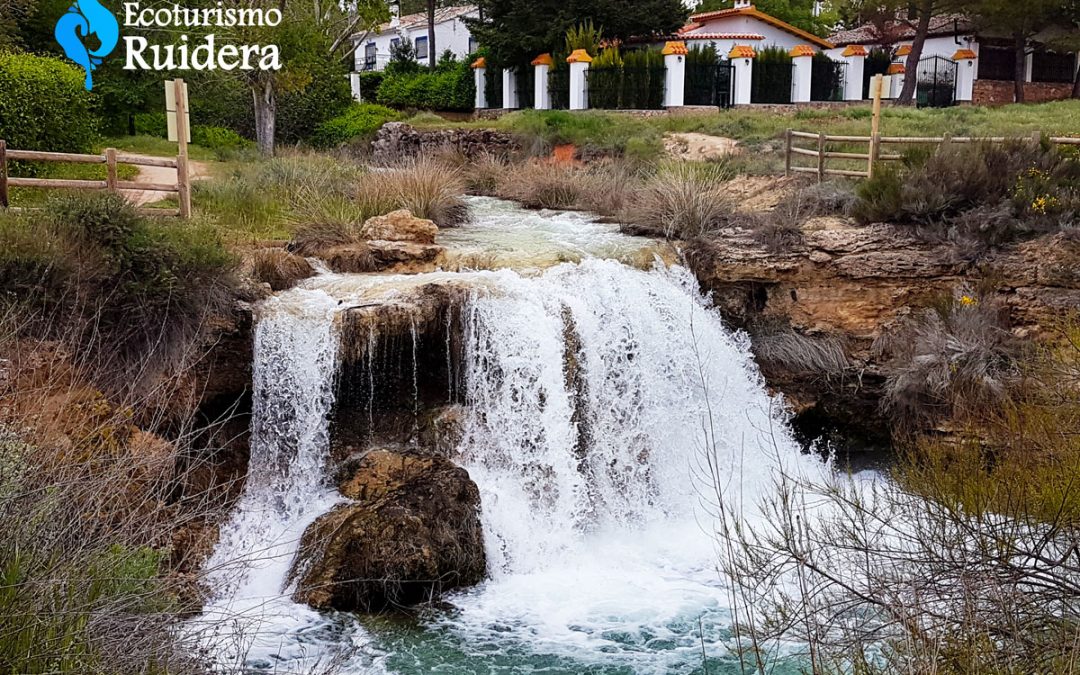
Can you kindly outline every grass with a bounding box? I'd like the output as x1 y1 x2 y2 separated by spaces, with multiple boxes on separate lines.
406 100 1080 170
7 161 140 207
98 135 218 162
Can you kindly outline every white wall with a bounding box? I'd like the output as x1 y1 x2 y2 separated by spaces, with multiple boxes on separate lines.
824 36 979 70
354 11 478 72
682 15 822 53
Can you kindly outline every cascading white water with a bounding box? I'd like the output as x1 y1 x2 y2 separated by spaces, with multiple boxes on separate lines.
193 202 825 673
407 258 821 674
194 288 358 671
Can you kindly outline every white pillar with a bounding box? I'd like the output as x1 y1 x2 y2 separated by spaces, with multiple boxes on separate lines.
472 58 487 109
728 46 755 106
349 72 362 102
953 50 977 103
790 46 814 103
841 45 867 101
533 54 552 110
662 42 687 107
887 65 905 98
568 49 592 111
501 68 518 109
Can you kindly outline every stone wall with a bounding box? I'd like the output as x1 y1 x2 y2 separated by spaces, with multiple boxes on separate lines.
372 122 519 163
973 79 1075 106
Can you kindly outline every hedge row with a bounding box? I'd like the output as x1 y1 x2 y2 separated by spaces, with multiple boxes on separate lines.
376 63 474 112
0 52 97 154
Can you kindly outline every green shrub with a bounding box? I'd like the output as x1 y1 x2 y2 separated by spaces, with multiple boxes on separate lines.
313 104 402 148
357 71 385 101
133 112 167 137
191 125 254 159
0 52 97 156
752 46 793 104
377 62 475 112
1 193 236 385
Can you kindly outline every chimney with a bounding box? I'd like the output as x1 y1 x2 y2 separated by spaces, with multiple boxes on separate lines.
734 0 752 8
389 0 400 28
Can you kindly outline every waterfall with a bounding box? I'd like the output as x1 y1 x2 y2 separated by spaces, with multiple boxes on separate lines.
195 288 354 670
194 254 822 674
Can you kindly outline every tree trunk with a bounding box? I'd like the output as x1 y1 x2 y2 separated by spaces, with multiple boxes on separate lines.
897 0 933 105
1013 31 1027 103
427 0 436 70
252 78 277 156
1073 64 1080 99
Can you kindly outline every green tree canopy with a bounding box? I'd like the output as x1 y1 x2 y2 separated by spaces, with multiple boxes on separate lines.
466 0 688 67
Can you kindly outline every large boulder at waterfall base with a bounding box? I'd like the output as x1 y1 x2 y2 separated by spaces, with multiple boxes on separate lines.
361 209 438 245
290 449 485 612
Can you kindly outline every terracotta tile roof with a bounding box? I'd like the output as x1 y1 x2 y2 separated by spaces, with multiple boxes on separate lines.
684 5 833 49
828 13 972 46
375 5 476 34
531 53 553 67
953 48 977 60
790 45 816 57
842 44 868 57
887 63 905 74
729 45 757 59
662 41 689 55
566 49 593 64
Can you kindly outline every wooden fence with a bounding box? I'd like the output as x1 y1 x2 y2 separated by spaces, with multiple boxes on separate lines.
0 139 191 218
784 129 1080 182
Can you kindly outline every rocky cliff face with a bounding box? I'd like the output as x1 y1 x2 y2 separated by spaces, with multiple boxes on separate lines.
686 219 1080 449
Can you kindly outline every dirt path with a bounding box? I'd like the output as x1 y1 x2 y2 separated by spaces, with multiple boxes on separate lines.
122 154 211 206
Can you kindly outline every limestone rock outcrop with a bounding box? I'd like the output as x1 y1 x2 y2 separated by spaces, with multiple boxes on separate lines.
361 209 439 245
290 448 485 612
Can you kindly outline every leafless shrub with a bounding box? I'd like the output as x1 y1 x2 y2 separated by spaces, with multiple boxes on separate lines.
751 325 851 377
878 287 1020 431
288 220 361 258
463 152 509 195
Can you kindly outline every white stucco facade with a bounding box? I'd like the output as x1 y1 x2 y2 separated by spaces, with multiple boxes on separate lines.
668 4 834 57
353 6 478 72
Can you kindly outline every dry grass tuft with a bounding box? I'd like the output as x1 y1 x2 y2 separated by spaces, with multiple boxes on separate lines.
358 157 469 227
625 162 735 238
250 248 315 291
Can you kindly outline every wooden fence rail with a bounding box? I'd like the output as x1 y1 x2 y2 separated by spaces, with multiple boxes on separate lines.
784 129 1080 182
0 140 190 218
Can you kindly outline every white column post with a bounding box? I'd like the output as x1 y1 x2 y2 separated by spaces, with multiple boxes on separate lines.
502 68 518 109
728 46 755 106
662 42 687 107
471 58 487 109
349 72 362 102
568 49 592 110
953 49 977 103
790 45 814 103
887 64 905 98
532 54 553 110
841 45 867 101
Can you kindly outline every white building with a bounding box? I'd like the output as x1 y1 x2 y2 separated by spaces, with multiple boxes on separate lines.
827 13 1079 104
661 0 834 56
352 4 479 73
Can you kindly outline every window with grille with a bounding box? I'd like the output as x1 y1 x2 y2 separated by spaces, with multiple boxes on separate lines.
978 46 1015 81
416 36 429 60
1032 50 1076 83
364 43 376 71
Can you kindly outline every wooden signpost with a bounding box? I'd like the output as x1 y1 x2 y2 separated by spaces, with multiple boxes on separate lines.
167 78 192 218
868 73 884 179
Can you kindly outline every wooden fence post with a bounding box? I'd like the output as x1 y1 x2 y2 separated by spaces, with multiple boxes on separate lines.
817 132 826 183
174 78 192 219
784 129 793 176
0 140 7 208
867 74 883 179
105 148 118 193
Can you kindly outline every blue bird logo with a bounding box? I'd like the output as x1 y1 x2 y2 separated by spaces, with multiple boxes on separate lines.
54 0 120 91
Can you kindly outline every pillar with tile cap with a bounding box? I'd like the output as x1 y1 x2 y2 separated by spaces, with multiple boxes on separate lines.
567 49 592 110
953 49 977 102
790 45 814 103
471 57 487 109
887 63 905 98
662 42 688 107
841 44 867 101
532 53 553 110
728 45 755 106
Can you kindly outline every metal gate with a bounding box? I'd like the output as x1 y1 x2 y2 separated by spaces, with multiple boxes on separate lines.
685 60 733 108
916 56 957 108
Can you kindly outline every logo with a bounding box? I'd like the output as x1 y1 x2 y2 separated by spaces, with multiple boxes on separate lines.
55 0 120 91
